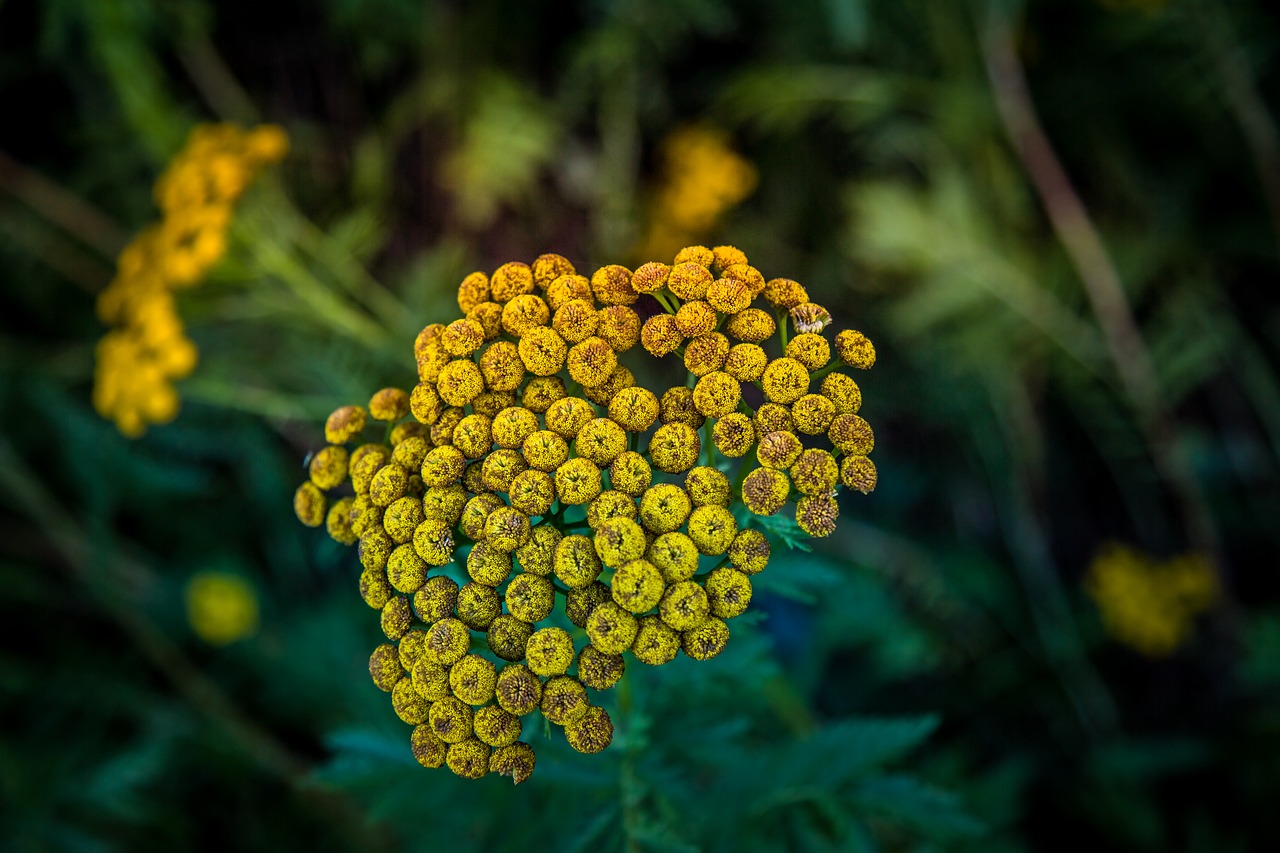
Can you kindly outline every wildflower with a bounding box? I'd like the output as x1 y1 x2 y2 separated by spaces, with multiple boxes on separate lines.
540 676 590 725
829 414 875 455
586 601 638 654
835 329 876 369
841 456 878 494
525 627 575 676
490 262 535 303
632 616 681 665
648 423 700 474
724 308 775 343
761 357 810 404
712 413 755 458
683 332 730 377
640 483 692 534
659 581 709 632
291 245 880 778
565 706 614 754
186 572 259 645
705 568 752 618
1086 544 1218 657
611 559 665 612
641 314 685 357
496 664 543 715
681 617 730 661
742 467 790 516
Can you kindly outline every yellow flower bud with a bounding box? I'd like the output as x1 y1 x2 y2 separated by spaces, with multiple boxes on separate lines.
648 423 700 474
533 253 576 288
479 341 526 392
681 616 729 661
795 494 839 537
591 264 638 306
705 567 752 618
518 326 568 376
491 741 537 784
792 394 836 435
565 706 613 754
675 300 717 338
577 646 625 690
450 654 498 705
474 705 522 748
647 531 700 583
437 359 485 407
545 396 596 438
632 615 681 665
762 277 809 309
546 273 594 310
586 601 638 654
609 451 653 497
325 404 367 444
480 448 528 492
693 371 741 418
555 457 602 505
509 469 556 516
724 307 776 343
369 643 403 692
424 617 471 666
496 664 543 715
728 528 771 575
326 496 358 545
840 455 877 494
567 336 618 387
487 614 534 662
611 558 664 613
639 483 692 534
393 676 431 724
411 725 448 769
683 332 730 377
383 496 424 543
596 305 641 352
520 376 567 413
541 675 590 725
687 505 737 556
505 573 555 623
834 328 876 369
790 448 839 496
594 518 648 569
501 294 550 336
456 271 490 313
467 541 513 586
741 467 790 516
456 581 501 630
608 387 660 432
430 696 476 744
587 490 639 530
490 262 535 303
828 414 874 455
294 481 326 527
667 261 713 300
640 313 684 357
526 627 575 676
517 524 562 576
414 575 459 623
631 261 670 293
712 413 755 458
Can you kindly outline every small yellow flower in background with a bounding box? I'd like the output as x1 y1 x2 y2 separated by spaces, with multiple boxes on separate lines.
186 571 260 646
638 126 758 263
1086 543 1218 658
93 123 288 437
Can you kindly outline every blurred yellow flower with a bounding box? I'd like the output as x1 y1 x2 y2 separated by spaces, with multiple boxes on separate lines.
638 126 757 262
186 571 260 646
93 123 288 437
1085 543 1217 657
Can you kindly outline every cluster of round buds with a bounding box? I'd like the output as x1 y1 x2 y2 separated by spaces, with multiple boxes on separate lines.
293 246 877 783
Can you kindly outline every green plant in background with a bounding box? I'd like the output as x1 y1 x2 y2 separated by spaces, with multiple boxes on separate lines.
292 244 880 782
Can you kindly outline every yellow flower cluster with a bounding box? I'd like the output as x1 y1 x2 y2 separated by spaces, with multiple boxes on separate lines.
293 245 877 782
93 123 288 437
638 126 758 263
1085 543 1217 657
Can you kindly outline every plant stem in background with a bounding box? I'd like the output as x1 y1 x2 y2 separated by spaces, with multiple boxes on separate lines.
982 3 1228 599
0 149 129 259
1192 0 1280 260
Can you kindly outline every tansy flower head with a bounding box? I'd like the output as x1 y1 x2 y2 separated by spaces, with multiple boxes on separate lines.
292 246 881 780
